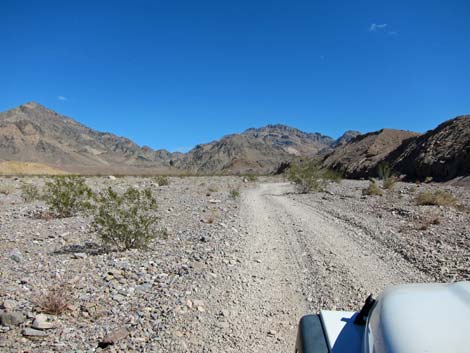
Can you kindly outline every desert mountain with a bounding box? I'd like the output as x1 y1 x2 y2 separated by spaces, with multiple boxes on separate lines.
0 103 336 174
322 128 420 178
332 130 362 147
181 125 334 174
3 103 467 179
0 102 181 174
387 115 470 181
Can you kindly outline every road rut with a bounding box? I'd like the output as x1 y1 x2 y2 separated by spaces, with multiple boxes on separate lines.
200 183 427 352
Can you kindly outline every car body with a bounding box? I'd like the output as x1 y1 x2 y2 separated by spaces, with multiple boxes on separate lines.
295 281 470 353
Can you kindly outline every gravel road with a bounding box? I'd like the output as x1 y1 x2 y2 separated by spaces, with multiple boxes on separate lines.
1 178 468 352
200 182 431 353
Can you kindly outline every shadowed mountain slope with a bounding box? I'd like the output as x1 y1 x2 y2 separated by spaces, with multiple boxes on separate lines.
387 115 470 181
322 128 420 178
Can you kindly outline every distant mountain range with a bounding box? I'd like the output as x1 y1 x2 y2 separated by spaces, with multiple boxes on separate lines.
0 102 469 181
0 102 353 174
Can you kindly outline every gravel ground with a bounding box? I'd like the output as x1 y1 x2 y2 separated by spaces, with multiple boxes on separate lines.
0 176 469 352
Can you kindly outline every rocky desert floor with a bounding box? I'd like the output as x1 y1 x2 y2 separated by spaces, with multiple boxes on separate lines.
0 176 469 352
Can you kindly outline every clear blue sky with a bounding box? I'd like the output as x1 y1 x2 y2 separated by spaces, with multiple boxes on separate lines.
1 0 469 152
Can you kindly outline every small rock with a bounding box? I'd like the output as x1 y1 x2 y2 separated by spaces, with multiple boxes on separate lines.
0 299 17 311
9 248 23 263
108 175 117 180
22 328 47 337
208 199 221 204
72 252 87 259
0 312 26 327
98 327 129 348
32 314 57 330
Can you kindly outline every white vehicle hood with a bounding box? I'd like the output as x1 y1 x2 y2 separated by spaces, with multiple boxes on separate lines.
365 281 470 353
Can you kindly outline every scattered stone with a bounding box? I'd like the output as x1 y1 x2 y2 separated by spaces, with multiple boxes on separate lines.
0 299 17 311
72 252 87 259
32 314 57 330
22 328 47 337
98 327 129 348
0 312 26 327
9 248 23 263
268 329 277 336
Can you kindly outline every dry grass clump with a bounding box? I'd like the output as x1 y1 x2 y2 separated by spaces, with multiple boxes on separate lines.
383 175 397 190
362 180 383 196
37 283 73 315
415 190 457 207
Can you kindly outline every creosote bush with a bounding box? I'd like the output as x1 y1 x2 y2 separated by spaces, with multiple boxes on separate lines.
20 183 41 202
362 180 383 196
91 187 158 251
229 189 240 199
415 190 457 207
287 159 341 193
287 159 325 193
43 176 93 217
155 176 170 186
244 175 258 182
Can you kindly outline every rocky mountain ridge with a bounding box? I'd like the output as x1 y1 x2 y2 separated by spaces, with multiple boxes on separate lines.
322 115 470 181
1 102 469 180
0 103 340 174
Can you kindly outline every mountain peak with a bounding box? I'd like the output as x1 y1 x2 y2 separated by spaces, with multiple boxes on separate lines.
21 101 43 110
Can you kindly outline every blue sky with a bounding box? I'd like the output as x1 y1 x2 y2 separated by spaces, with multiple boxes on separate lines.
1 0 469 152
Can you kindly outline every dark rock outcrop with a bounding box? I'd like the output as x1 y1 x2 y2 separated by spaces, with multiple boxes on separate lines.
322 129 420 178
388 115 470 181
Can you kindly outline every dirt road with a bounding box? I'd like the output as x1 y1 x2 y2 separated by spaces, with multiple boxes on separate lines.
200 183 429 352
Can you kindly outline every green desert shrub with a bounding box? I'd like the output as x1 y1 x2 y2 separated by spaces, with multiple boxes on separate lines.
155 176 170 186
377 162 392 181
91 187 159 251
287 159 327 193
229 189 240 199
362 180 383 196
20 183 41 202
43 176 93 217
415 190 457 207
244 175 258 182
322 168 343 183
